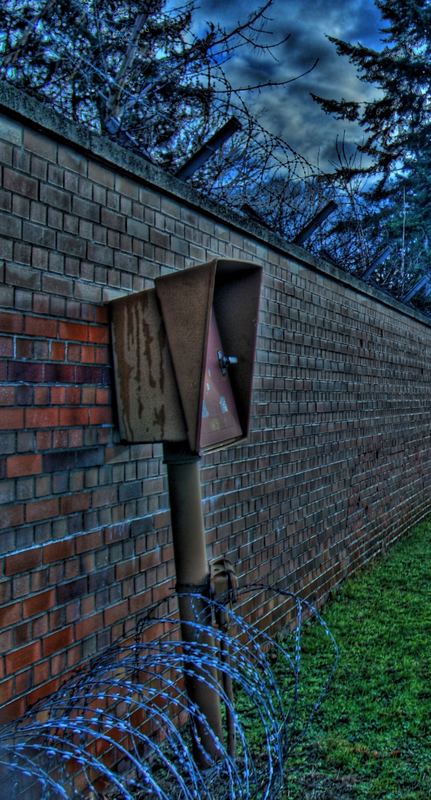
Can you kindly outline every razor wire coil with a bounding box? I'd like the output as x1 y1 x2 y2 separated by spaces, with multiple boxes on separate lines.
0 585 339 799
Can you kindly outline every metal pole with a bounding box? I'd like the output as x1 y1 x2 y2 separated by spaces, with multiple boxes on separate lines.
163 443 224 767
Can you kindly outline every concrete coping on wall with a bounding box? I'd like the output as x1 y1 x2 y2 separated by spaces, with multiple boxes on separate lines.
1 81 430 331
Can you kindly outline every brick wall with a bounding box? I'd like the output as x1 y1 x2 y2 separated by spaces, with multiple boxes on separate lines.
1 85 431 722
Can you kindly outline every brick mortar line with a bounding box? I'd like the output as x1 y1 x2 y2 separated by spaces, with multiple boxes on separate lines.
0 513 167 562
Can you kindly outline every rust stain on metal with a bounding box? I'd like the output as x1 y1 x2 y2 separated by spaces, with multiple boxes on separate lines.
153 405 166 437
129 298 143 420
116 306 133 440
110 259 262 448
157 318 166 394
139 292 156 394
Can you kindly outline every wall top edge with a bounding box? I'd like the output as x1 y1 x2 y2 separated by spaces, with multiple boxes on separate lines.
1 81 430 331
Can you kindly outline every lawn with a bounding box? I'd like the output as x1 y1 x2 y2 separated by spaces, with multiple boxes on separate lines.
280 518 431 799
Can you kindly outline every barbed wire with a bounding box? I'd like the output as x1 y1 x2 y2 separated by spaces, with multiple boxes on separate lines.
0 586 339 799
1 0 429 312
0 0 333 238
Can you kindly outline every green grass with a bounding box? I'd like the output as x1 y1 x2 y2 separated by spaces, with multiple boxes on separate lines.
279 519 431 799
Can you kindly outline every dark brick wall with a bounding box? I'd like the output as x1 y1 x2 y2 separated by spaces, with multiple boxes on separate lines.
1 90 431 721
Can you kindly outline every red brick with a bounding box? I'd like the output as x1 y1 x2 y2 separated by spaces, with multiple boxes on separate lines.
5 548 41 576
42 626 74 657
0 311 23 333
6 640 41 672
15 339 32 359
25 316 58 337
129 589 152 614
50 386 66 404
59 407 89 426
63 387 80 404
0 583 11 605
33 659 50 685
88 407 112 425
81 344 96 362
8 361 44 382
0 504 25 530
161 544 174 562
25 407 59 428
75 612 103 640
95 388 110 405
44 363 76 382
0 678 13 705
88 325 109 344
104 600 129 626
66 644 82 668
68 428 84 447
68 343 81 361
23 589 55 617
95 306 109 324
80 597 95 618
95 345 109 364
34 386 50 404
75 530 103 553
51 341 65 360
7 453 42 477
116 558 139 581
151 583 171 603
58 321 89 342
64 555 80 580
82 387 95 404
0 336 13 357
0 629 13 653
0 601 22 628
23 130 57 161
14 663 32 697
0 696 26 724
37 430 53 449
0 386 15 405
140 550 160 571
42 540 75 564
0 408 24 429
26 498 59 523
26 677 63 709
60 493 90 515
32 616 48 639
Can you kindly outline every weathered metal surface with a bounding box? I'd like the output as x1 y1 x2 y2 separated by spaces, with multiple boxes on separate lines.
176 116 242 180
292 200 337 245
200 309 242 450
211 260 262 443
402 274 431 304
155 259 262 453
155 261 216 452
110 288 186 443
163 443 224 766
110 259 262 453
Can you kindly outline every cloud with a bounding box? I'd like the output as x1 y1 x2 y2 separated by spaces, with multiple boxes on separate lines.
191 0 383 168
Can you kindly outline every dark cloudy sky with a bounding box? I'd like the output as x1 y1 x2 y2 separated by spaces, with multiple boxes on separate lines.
193 0 384 170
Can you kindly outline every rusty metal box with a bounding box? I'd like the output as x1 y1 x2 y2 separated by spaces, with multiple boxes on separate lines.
110 258 262 454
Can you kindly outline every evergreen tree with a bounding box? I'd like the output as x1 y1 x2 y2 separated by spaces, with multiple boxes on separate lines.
312 0 431 292
312 0 431 194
